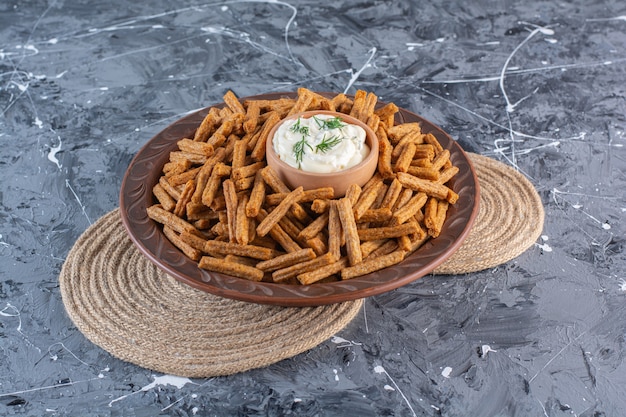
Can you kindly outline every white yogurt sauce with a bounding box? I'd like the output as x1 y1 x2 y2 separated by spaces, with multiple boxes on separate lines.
272 114 369 173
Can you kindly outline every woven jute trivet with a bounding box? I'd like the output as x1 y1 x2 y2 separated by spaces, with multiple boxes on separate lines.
433 153 544 274
59 153 543 377
59 210 363 377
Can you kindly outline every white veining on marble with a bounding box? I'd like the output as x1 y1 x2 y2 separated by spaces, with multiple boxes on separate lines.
374 365 417 417
47 342 90 367
330 336 362 348
528 330 587 384
0 376 105 400
536 235 553 253
47 136 62 169
481 344 498 357
551 188 615 238
585 15 626 22
201 25 292 61
108 374 195 407
499 23 555 114
65 179 92 225
417 18 624 175
0 303 23 334
343 47 377 94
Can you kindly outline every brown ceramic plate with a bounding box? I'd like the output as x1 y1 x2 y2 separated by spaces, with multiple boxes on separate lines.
120 92 479 306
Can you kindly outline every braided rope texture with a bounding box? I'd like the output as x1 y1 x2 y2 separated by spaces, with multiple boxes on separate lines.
59 153 543 377
60 210 363 377
434 153 544 274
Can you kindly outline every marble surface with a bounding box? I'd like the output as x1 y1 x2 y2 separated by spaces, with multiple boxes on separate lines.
1 0 625 416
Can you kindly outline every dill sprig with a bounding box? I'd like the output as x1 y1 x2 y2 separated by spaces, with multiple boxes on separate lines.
290 116 345 167
290 117 312 166
293 136 313 166
290 117 310 136
313 116 345 130
315 134 342 153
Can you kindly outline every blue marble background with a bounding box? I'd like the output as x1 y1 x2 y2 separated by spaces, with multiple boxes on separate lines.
1 0 625 416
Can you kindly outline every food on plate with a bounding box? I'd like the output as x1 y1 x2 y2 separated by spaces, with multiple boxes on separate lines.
146 88 459 285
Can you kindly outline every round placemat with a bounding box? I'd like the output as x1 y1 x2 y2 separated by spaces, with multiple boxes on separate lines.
59 152 543 377
433 153 544 274
59 209 363 377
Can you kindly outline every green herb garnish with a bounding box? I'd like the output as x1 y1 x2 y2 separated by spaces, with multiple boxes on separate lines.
290 117 312 167
313 116 345 130
290 116 345 167
293 136 313 166
290 117 310 136
315 134 342 153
